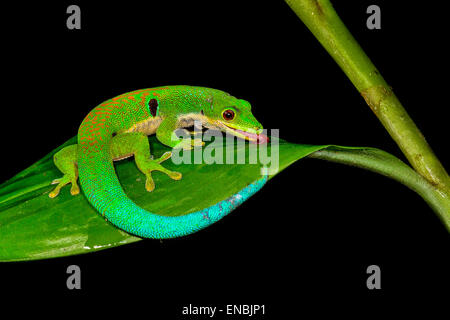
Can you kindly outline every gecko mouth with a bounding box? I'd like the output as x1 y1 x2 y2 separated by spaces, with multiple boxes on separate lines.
220 122 269 144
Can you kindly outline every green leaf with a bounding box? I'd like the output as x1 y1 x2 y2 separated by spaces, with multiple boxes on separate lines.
1 136 446 262
0 136 326 261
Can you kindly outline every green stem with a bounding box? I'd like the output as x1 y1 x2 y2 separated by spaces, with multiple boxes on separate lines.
309 148 450 230
284 0 450 194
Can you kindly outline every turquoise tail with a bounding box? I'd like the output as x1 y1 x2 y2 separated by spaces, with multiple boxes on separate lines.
78 149 267 238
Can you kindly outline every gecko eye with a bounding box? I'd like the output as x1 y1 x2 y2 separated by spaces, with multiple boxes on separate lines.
222 109 235 121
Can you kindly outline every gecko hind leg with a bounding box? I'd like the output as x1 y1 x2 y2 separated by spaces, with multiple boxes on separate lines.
49 145 80 198
112 133 182 192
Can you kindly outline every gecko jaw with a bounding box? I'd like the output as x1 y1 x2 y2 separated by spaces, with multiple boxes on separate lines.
218 121 269 144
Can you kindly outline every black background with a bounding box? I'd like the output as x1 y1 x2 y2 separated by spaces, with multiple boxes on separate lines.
1 0 448 317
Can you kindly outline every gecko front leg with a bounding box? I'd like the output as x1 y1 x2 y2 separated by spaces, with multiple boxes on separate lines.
111 132 182 192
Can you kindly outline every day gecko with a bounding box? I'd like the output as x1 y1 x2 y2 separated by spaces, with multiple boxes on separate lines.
50 86 268 238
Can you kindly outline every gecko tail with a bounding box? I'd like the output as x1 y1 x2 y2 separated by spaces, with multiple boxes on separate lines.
78 152 267 239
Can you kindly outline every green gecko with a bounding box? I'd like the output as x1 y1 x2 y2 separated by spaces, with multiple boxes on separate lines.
49 85 268 238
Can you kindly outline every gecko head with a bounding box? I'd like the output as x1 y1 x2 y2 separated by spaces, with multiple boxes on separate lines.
204 92 268 144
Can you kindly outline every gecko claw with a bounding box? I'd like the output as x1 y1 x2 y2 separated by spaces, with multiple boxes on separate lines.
70 184 80 196
168 171 182 180
48 189 60 198
145 176 156 192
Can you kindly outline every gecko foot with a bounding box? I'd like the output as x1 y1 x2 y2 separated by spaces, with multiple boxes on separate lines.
49 175 80 198
137 152 182 192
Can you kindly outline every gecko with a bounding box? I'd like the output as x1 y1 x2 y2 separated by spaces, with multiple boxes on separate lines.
49 85 268 239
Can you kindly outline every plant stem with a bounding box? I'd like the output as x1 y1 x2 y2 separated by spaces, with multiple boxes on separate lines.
309 148 450 230
284 0 450 194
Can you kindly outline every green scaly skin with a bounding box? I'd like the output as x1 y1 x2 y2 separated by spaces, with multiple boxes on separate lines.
50 85 267 238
